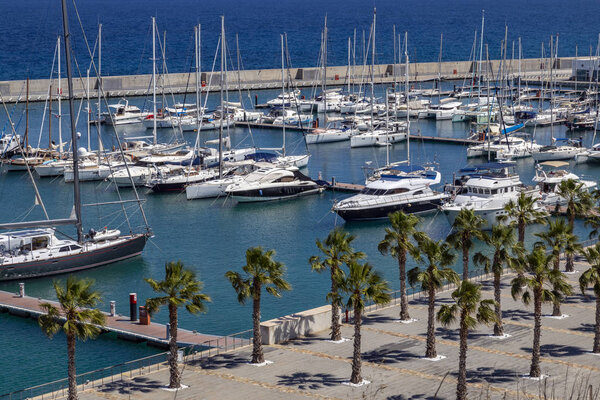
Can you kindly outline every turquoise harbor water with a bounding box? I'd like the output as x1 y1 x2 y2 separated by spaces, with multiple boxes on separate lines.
3 0 600 394
1 84 598 393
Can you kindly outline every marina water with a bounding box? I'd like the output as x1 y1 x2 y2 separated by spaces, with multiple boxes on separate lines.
3 0 600 394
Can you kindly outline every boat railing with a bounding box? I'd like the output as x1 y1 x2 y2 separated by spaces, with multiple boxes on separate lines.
338 191 444 209
0 328 253 400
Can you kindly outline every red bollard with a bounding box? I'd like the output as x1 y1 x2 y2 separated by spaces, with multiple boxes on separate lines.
129 293 137 321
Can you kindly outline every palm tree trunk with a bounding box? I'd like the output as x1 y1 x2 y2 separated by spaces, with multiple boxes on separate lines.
67 332 77 400
530 288 542 378
594 296 600 354
330 265 341 341
493 271 504 336
456 310 468 400
518 220 525 244
425 283 437 359
168 303 180 388
252 280 264 364
566 213 575 272
462 241 469 281
350 304 362 384
552 257 562 317
398 252 410 321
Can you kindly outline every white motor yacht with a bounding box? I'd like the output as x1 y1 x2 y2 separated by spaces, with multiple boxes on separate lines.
225 166 320 202
532 161 596 206
532 138 585 162
333 165 448 221
105 100 149 125
350 125 407 148
441 162 542 228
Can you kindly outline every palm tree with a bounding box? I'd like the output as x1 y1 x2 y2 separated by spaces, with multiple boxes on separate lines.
310 228 364 341
579 243 600 354
408 234 459 358
437 280 497 400
378 211 421 321
341 259 391 384
226 247 291 364
535 219 576 316
556 179 594 272
145 261 211 389
502 191 548 244
447 209 488 280
511 246 571 377
39 277 106 400
473 224 521 336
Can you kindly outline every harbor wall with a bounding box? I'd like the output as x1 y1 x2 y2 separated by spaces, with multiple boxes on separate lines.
260 304 340 345
0 57 575 103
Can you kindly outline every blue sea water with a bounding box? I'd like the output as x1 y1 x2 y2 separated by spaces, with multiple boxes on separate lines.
1 0 600 395
2 0 600 80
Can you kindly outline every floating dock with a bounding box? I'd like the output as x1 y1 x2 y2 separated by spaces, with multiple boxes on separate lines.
0 289 248 349
408 134 483 145
233 121 312 132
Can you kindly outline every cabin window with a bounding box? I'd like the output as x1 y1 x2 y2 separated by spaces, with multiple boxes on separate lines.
389 188 410 194
59 246 70 252
413 190 423 195
70 245 82 251
491 189 498 194
484 189 490 195
32 236 49 250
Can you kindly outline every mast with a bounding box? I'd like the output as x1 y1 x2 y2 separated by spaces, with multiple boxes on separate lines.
347 37 351 93
518 37 522 107
323 16 327 127
25 77 29 151
97 24 101 157
370 9 375 131
57 36 63 156
280 33 286 156
60 0 83 242
478 10 485 98
405 32 410 165
218 16 225 178
195 24 201 132
152 17 157 145
48 84 52 149
86 68 91 152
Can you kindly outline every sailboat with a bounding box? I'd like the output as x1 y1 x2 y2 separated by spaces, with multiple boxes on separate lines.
333 35 446 221
350 11 406 148
0 1 150 281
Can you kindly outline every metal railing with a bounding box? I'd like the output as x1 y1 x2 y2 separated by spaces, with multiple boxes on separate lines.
1 329 252 400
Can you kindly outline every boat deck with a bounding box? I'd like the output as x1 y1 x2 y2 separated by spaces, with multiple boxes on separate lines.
409 134 483 145
0 289 248 349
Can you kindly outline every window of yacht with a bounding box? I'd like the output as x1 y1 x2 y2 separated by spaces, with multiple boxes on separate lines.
484 189 490 195
31 236 49 251
413 190 424 195
59 246 70 252
389 188 410 194
70 245 82 251
491 189 498 194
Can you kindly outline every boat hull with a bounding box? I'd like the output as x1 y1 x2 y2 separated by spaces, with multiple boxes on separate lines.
335 197 445 221
229 186 321 203
0 234 148 281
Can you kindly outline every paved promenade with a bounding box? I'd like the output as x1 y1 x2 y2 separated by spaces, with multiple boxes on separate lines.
76 262 599 400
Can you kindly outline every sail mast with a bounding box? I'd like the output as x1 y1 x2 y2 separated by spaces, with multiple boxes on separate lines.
219 16 225 178
281 33 286 156
57 36 62 156
25 77 29 151
152 18 157 145
405 32 410 165
96 26 103 163
195 24 201 132
323 16 327 127
60 0 83 242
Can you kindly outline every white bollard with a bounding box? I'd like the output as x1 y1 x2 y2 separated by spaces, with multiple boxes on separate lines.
18 283 25 298
110 301 116 317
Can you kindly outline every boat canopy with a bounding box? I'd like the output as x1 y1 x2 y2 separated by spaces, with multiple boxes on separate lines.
460 162 516 172
538 161 569 168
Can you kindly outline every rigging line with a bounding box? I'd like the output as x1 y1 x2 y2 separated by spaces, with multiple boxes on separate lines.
69 4 150 232
36 39 59 151
0 90 50 219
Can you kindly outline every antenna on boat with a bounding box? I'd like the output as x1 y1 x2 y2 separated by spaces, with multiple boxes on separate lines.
60 0 83 242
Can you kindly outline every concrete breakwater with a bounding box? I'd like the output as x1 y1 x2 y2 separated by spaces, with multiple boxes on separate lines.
0 57 574 103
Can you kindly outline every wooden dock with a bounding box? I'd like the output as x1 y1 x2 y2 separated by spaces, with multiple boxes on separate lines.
409 134 482 145
319 180 365 193
234 121 313 132
0 289 248 349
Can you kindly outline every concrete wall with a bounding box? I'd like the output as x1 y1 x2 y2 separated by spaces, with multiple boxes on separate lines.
260 304 340 345
0 57 577 102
